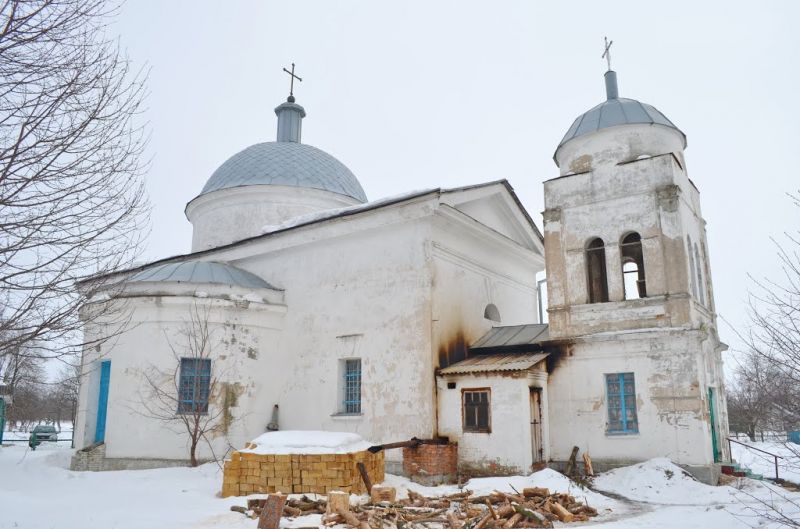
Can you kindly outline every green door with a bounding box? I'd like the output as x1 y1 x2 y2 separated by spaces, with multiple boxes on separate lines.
708 388 721 462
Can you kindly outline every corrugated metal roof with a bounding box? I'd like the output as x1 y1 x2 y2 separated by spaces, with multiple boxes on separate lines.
128 261 274 289
438 352 549 375
470 324 549 350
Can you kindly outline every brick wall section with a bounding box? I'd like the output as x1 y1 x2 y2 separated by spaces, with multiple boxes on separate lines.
221 450 384 497
402 443 458 485
70 442 106 471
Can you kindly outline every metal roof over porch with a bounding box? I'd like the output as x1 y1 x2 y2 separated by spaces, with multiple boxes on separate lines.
469 323 549 351
438 352 549 375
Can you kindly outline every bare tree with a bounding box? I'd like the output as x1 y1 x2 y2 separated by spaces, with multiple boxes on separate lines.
726 192 800 527
0 338 46 427
727 351 783 441
51 361 80 429
0 0 150 364
741 193 800 428
137 304 231 467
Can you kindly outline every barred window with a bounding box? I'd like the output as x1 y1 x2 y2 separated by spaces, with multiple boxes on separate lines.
463 389 491 432
606 372 638 434
178 358 211 414
342 359 361 414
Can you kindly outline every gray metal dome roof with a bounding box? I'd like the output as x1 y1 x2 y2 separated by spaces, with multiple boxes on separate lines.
200 142 367 203
129 261 273 289
557 71 686 151
558 97 684 148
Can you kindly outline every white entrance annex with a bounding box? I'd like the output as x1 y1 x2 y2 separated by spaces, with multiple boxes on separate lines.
73 64 729 483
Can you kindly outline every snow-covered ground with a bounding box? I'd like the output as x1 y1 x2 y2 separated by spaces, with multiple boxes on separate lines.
730 440 800 484
0 444 798 529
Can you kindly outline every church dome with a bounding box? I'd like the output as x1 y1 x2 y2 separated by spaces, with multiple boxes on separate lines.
554 70 687 172
186 95 369 251
200 141 367 203
557 96 684 151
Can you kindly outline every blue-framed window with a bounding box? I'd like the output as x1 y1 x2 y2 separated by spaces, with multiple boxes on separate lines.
606 372 638 434
178 358 211 414
342 359 361 414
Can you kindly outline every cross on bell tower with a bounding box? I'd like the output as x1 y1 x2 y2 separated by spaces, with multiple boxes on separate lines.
282 63 303 102
602 37 613 71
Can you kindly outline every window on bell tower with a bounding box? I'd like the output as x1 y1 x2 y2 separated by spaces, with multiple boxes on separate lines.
586 237 609 303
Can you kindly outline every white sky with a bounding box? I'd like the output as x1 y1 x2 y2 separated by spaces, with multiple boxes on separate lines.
114 1 799 366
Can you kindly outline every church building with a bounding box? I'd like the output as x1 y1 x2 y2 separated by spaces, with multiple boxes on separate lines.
72 63 730 484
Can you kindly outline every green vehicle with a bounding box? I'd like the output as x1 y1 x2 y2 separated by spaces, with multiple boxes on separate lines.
29 425 58 449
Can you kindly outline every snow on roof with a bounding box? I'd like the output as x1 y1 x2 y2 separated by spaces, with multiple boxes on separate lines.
239 430 373 455
260 188 437 235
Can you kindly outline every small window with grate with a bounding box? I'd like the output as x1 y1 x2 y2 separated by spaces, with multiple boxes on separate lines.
341 358 362 414
463 389 491 433
178 358 211 414
605 372 638 434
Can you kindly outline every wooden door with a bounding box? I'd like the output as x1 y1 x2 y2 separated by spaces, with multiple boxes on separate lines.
530 388 543 464
95 360 111 443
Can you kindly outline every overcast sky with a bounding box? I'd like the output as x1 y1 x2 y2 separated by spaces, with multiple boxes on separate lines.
114 1 798 368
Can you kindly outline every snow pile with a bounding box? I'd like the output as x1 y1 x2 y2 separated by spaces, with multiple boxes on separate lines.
593 457 739 505
240 430 373 455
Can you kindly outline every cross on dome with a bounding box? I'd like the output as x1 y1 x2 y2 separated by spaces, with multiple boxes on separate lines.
282 63 303 102
602 37 613 71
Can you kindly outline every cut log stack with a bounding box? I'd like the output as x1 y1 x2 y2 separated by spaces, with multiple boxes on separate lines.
234 486 600 528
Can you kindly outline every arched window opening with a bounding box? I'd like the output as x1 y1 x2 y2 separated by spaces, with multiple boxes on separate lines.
586 238 609 303
484 303 501 323
694 243 706 306
620 232 646 299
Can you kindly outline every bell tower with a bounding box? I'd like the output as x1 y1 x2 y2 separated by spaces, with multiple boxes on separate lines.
541 56 729 483
543 67 716 339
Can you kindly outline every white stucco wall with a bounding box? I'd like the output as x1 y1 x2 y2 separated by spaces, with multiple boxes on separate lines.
75 183 547 470
75 290 286 462
546 329 728 469
436 370 548 474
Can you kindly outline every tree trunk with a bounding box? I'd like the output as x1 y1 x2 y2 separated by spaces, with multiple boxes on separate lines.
190 439 199 467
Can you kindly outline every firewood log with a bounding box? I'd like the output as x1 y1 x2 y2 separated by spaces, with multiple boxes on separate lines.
337 508 371 529
549 502 573 523
522 488 549 498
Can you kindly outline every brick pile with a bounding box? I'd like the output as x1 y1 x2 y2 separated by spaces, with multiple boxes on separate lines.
222 450 384 497
402 443 457 485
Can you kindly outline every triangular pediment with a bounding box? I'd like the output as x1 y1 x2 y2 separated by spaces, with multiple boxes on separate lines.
440 181 543 255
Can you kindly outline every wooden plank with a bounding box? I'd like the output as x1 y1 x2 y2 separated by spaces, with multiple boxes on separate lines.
564 446 579 477
356 462 373 493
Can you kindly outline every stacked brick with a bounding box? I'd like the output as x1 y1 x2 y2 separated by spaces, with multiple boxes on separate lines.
402 443 458 485
222 450 384 497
